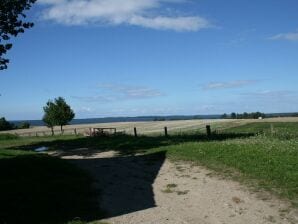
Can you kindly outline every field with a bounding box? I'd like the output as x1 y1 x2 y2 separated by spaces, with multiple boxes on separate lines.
0 118 298 223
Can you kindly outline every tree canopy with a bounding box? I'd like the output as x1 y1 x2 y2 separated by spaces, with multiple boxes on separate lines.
43 97 75 133
0 0 36 70
0 117 14 131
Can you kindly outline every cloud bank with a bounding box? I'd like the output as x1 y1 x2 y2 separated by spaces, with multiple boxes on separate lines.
38 0 210 31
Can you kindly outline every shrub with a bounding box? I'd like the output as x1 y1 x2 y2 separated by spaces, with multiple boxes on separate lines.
18 122 30 129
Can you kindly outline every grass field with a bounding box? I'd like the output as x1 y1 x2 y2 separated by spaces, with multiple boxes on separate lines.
0 120 298 223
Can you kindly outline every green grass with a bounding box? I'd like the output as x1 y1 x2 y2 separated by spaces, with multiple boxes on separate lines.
0 133 19 141
152 137 298 202
224 122 298 139
0 134 80 150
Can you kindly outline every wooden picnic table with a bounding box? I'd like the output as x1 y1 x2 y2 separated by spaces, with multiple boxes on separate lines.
90 127 117 136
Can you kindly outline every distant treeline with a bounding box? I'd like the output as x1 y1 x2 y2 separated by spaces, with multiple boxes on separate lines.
0 117 30 131
221 112 266 119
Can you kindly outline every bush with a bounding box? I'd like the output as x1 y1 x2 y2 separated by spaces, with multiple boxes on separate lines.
18 122 30 129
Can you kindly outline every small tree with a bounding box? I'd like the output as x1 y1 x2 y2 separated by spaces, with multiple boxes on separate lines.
43 101 56 135
0 117 14 131
42 97 75 134
221 113 228 119
18 121 30 129
0 0 36 70
231 112 237 119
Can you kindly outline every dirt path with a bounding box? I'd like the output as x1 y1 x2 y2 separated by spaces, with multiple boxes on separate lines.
54 149 298 224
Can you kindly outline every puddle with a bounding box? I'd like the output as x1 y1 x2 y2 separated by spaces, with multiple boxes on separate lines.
35 146 49 152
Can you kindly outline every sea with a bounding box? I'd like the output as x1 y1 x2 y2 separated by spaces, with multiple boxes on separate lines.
11 115 222 127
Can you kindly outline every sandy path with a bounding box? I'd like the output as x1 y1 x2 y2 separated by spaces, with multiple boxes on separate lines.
53 149 298 224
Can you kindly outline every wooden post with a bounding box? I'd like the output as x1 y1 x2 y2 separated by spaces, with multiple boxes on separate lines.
74 128 77 135
206 125 211 137
164 126 168 137
89 128 92 136
270 124 274 135
134 127 138 137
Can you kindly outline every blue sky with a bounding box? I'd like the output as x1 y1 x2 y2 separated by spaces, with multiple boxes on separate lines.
1 0 298 120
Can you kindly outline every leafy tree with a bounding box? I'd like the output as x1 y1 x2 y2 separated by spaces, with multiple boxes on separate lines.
42 97 75 134
231 112 237 119
54 97 75 132
0 0 36 70
0 117 14 131
43 101 57 135
221 113 228 119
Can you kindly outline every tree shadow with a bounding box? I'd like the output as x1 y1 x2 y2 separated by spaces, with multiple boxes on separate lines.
11 132 255 157
1 132 255 222
69 151 167 219
0 153 102 224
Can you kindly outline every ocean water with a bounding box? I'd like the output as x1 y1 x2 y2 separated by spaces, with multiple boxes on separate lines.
11 115 222 127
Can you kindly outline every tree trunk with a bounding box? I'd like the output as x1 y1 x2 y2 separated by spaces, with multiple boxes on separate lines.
51 127 54 136
60 125 64 135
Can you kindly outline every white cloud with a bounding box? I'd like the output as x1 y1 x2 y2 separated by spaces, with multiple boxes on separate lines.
269 32 298 41
38 0 210 31
202 80 257 90
129 15 209 32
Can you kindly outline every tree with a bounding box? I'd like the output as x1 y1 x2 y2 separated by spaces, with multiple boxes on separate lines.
221 113 228 119
42 97 75 134
43 101 57 135
0 0 36 70
0 117 14 131
231 112 237 119
18 121 30 129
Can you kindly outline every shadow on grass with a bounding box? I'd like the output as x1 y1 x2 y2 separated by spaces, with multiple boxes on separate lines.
0 153 102 224
11 132 255 157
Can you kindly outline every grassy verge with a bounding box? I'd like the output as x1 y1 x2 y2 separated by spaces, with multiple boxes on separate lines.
150 123 298 205
151 137 298 203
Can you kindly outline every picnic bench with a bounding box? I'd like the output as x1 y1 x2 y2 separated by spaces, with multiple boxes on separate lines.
89 127 117 137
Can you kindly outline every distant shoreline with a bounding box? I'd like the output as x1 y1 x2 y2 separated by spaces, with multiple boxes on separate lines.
10 115 223 127
9 112 298 127
2 117 298 136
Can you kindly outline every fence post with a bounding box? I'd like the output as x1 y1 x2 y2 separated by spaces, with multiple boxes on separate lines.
134 127 138 137
270 124 274 135
74 128 77 135
164 126 168 137
206 125 211 137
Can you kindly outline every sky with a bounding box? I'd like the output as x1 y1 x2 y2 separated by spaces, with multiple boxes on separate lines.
1 0 298 120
